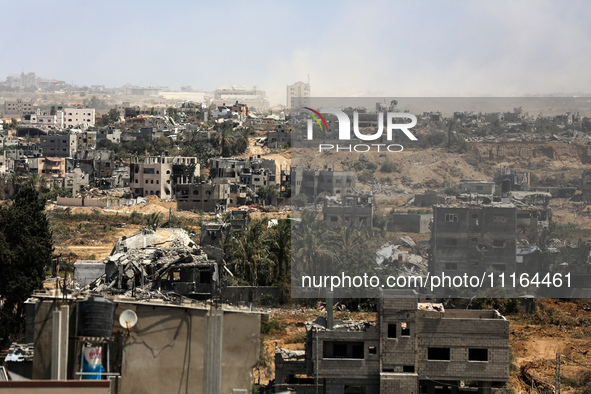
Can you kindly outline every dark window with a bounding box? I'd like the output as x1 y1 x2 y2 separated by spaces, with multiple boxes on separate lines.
200 271 212 284
444 213 458 222
469 348 488 362
403 365 415 373
382 368 394 373
333 344 347 357
323 341 370 359
444 238 458 247
492 239 505 248
352 344 364 359
401 325 410 336
388 324 396 338
368 346 377 355
428 348 450 361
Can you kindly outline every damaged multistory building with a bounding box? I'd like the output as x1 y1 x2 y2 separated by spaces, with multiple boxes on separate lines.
130 156 200 198
275 293 510 394
78 229 221 301
494 167 530 193
209 156 277 195
292 167 356 200
430 198 551 294
430 204 517 290
323 194 375 229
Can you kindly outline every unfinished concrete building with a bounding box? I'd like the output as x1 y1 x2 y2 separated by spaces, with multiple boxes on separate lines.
275 294 510 394
209 156 276 185
267 124 291 148
323 194 375 229
494 167 530 193
387 213 432 233
459 180 495 195
292 167 356 200
413 190 445 207
176 182 230 212
430 204 516 288
39 133 78 158
509 191 552 234
130 156 200 198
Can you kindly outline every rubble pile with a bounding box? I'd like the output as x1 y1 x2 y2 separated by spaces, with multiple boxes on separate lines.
86 242 219 300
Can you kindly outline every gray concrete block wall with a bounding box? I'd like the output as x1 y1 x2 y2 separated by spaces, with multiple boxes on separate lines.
416 317 509 381
380 373 419 394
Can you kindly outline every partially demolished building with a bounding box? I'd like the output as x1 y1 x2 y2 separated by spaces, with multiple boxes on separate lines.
79 229 220 301
275 294 510 394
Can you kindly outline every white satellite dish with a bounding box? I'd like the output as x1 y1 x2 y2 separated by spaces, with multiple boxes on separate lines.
119 309 138 329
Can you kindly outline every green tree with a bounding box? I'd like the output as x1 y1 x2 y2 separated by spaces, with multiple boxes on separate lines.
257 185 278 204
0 188 53 344
268 219 291 284
223 218 274 286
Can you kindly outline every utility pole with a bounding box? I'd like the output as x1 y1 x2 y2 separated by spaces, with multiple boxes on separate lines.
555 353 562 394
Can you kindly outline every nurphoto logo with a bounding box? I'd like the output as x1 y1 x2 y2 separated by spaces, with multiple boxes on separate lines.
303 107 418 152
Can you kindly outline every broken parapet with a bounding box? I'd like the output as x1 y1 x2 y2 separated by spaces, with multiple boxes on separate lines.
87 233 220 301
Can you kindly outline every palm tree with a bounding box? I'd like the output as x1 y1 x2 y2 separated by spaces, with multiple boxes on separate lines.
223 218 274 286
269 219 291 283
292 211 340 279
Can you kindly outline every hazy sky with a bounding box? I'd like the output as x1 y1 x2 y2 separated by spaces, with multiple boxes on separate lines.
3 0 591 105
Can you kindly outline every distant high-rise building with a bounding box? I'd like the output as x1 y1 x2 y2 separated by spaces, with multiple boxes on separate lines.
286 81 310 108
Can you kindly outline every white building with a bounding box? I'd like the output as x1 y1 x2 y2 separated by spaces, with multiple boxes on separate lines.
29 108 61 128
60 107 95 128
287 81 310 108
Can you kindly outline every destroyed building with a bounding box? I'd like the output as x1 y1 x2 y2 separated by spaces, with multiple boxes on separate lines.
413 190 445 207
130 155 200 198
267 124 291 148
78 229 221 301
459 179 495 196
494 167 530 193
209 156 277 195
387 212 432 233
323 194 375 229
292 167 356 200
275 293 510 394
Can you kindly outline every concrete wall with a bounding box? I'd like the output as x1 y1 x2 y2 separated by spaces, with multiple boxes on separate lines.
221 286 283 305
73 261 104 286
56 197 109 208
387 213 432 233
114 303 261 394
308 327 380 382
416 315 510 381
431 206 517 281
380 373 418 394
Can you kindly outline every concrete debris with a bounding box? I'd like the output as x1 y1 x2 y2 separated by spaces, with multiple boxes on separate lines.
306 318 376 332
85 231 220 301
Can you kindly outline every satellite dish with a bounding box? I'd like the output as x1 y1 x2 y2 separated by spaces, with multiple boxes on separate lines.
119 309 138 329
